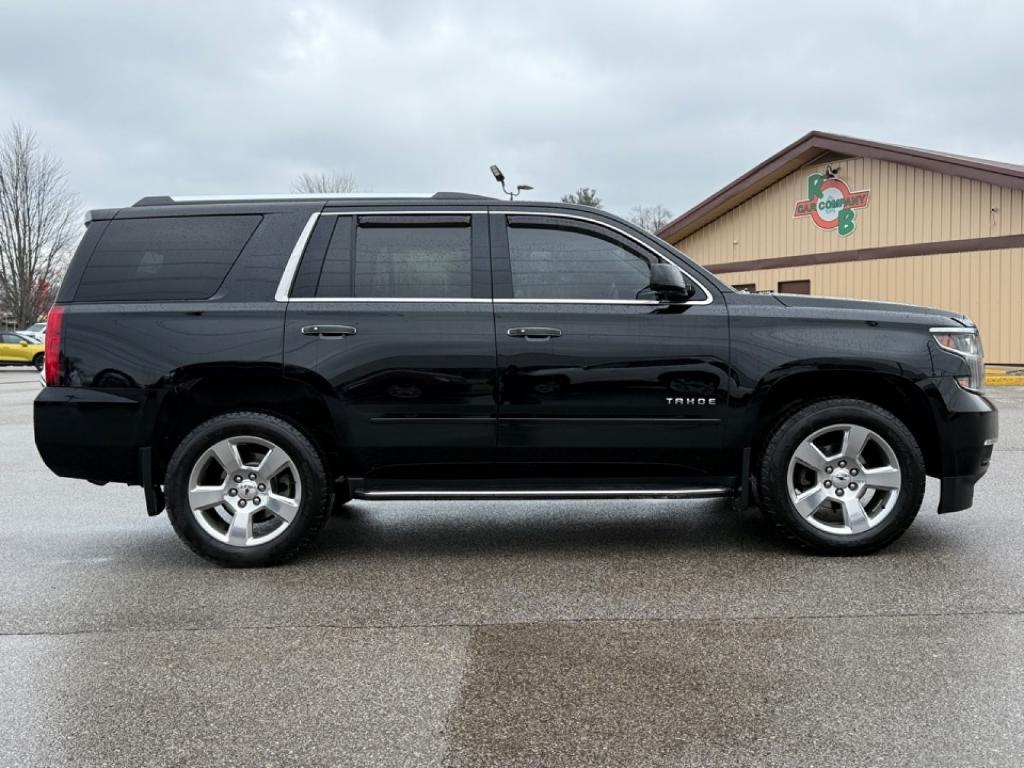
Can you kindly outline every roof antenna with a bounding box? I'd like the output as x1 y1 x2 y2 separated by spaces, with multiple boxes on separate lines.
490 165 533 201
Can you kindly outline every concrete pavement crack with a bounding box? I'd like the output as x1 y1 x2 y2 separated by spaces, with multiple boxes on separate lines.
2 606 1023 639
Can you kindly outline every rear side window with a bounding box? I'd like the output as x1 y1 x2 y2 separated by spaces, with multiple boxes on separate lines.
293 215 473 299
75 215 260 301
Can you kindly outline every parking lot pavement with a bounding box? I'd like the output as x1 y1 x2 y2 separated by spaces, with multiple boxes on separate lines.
1 367 1022 767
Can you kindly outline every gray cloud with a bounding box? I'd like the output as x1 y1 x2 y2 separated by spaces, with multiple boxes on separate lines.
1 0 1021 219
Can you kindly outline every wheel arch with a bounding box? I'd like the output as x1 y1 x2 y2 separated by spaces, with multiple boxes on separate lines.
153 364 347 483
749 369 940 478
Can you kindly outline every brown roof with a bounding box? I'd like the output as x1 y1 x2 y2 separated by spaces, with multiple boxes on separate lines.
657 130 1024 242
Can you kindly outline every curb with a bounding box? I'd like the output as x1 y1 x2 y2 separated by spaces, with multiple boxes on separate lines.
986 375 1024 387
986 367 1024 387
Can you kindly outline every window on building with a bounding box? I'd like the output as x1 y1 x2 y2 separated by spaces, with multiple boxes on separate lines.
732 283 756 292
778 279 811 295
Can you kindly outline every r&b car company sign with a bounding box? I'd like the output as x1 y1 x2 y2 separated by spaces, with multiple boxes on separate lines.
793 169 870 236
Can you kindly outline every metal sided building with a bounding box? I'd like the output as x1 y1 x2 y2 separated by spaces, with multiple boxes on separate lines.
657 131 1024 364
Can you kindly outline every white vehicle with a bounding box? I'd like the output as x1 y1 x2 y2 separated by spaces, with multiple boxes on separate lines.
18 323 45 344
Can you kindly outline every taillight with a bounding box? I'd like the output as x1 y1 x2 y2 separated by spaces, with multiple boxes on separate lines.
44 305 64 386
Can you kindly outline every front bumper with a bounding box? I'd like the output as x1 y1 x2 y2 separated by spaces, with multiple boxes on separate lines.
921 377 998 513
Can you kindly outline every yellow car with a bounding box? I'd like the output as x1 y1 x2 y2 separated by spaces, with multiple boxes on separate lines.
0 331 44 370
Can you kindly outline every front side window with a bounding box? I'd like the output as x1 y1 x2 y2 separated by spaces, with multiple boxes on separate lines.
507 224 653 301
304 216 473 299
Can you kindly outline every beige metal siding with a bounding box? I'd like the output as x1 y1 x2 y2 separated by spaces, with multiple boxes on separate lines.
724 248 1024 364
675 157 1024 267
672 155 1024 363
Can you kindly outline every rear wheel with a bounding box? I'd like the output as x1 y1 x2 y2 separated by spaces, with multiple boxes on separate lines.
165 412 331 567
759 398 925 554
32 353 43 371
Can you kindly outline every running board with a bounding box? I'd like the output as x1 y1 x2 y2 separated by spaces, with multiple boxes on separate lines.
354 487 734 501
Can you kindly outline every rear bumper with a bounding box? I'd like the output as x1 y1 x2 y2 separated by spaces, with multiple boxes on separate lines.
34 386 147 484
921 377 998 513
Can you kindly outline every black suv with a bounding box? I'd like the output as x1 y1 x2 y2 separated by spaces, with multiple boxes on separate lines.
34 193 998 566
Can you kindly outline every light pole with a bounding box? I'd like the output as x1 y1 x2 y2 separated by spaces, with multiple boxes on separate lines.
490 165 533 200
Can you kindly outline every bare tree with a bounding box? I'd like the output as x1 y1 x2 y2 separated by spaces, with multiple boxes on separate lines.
560 187 603 208
0 124 79 328
291 170 359 194
628 204 674 234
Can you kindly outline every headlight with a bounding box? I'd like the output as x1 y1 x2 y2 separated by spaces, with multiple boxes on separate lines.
932 328 984 393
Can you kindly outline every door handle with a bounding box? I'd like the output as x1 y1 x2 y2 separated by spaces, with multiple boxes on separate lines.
507 327 562 340
301 325 357 337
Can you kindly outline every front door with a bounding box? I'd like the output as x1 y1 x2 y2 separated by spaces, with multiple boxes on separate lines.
282 210 497 480
491 212 731 481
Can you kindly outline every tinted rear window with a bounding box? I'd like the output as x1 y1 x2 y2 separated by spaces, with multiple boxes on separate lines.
74 215 260 301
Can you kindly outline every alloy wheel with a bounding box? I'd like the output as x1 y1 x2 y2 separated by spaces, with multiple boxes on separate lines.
786 423 902 535
186 435 302 547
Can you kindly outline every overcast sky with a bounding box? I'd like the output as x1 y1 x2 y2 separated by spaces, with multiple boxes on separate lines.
1 0 1021 219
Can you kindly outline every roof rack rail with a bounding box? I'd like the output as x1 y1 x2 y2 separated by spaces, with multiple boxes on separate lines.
429 192 499 200
132 191 499 207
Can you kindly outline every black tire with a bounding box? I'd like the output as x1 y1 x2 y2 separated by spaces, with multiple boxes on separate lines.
32 353 44 371
758 398 925 555
165 411 331 567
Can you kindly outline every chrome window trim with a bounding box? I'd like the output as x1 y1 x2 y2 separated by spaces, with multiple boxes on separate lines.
495 210 712 306
494 298 662 305
274 210 715 306
274 213 320 302
286 297 658 305
286 297 492 304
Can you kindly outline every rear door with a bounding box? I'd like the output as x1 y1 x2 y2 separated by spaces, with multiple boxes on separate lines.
491 212 731 481
281 209 497 480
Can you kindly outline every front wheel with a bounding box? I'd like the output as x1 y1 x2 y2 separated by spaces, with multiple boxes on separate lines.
165 412 331 567
758 398 925 554
32 353 43 371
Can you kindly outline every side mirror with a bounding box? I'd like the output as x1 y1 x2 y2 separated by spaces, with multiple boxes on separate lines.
19 340 28 347
649 263 695 302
